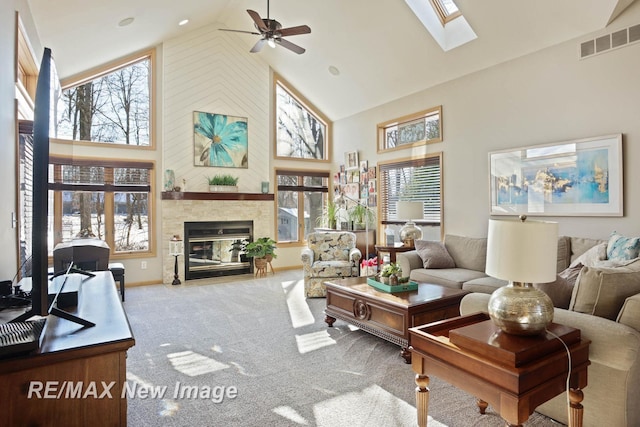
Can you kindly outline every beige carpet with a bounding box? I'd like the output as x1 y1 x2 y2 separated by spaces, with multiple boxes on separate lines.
123 270 564 426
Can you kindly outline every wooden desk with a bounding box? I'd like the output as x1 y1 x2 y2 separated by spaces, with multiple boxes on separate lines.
409 314 589 427
0 271 135 426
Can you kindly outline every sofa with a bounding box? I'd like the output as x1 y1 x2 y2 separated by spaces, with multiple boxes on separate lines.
398 233 640 426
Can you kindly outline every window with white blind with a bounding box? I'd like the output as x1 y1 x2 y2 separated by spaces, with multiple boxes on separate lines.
49 156 153 255
379 154 442 225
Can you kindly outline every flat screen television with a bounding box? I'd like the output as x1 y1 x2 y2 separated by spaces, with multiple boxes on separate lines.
11 47 58 322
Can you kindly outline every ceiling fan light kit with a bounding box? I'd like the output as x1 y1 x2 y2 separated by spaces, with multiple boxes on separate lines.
219 0 311 54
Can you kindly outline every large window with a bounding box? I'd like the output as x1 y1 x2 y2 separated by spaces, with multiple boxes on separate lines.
276 170 330 243
49 156 153 255
379 154 442 227
274 74 331 161
55 51 153 146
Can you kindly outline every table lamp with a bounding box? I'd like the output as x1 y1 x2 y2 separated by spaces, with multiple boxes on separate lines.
397 201 424 247
485 215 558 335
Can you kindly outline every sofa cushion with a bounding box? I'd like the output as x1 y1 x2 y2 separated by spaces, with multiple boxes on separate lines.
570 236 606 263
569 261 640 320
534 265 583 309
462 276 508 294
607 232 640 261
617 294 640 331
569 242 607 268
415 240 455 269
310 260 354 278
444 235 487 272
556 236 572 272
410 268 486 290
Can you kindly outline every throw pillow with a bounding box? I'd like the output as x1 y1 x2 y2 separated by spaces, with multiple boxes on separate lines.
569 261 640 320
569 242 607 268
534 265 582 309
607 232 640 261
415 240 456 269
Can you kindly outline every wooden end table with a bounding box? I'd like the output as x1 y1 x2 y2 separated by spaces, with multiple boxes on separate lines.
324 277 469 363
375 244 414 265
409 313 590 427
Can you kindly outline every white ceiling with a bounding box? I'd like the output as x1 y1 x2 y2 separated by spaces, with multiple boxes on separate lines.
26 0 634 121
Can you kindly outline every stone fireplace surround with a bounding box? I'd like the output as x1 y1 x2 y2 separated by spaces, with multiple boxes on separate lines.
161 192 274 285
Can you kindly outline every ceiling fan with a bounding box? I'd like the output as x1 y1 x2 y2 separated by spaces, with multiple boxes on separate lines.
219 0 311 54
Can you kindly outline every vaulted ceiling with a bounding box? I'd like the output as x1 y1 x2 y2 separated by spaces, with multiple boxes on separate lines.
27 0 636 120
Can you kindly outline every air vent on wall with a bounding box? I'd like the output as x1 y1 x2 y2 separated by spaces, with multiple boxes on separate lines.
580 23 640 59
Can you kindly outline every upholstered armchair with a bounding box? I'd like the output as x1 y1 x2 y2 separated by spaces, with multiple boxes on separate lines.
301 231 362 297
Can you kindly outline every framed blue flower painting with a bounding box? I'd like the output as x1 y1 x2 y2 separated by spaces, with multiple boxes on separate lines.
193 112 248 168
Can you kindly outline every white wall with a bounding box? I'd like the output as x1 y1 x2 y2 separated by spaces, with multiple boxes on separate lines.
0 1 41 281
334 2 640 241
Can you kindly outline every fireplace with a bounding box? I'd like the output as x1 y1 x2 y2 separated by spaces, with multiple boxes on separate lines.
184 221 253 280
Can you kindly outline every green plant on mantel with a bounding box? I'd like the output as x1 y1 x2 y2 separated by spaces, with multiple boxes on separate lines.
207 174 239 186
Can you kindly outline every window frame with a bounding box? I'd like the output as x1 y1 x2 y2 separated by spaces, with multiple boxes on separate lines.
273 73 331 162
55 48 156 149
49 155 155 258
429 0 463 25
275 168 330 246
378 153 443 238
377 106 442 153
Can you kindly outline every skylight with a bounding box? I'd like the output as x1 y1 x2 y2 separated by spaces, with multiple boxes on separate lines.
430 0 462 24
405 0 477 52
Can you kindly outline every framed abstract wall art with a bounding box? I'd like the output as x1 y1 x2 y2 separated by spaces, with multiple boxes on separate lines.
193 111 248 168
489 134 622 216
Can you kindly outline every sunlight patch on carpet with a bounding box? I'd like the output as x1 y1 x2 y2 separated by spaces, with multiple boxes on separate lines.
295 330 336 354
126 371 180 417
282 279 315 328
313 384 447 427
167 351 229 377
272 405 310 425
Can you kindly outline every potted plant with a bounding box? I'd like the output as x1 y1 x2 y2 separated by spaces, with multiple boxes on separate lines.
348 203 375 230
316 199 339 229
206 174 239 192
243 237 277 271
380 262 402 284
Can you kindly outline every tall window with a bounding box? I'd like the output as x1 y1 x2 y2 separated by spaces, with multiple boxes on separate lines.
274 74 331 161
55 51 153 146
49 156 153 254
379 154 442 226
276 170 330 243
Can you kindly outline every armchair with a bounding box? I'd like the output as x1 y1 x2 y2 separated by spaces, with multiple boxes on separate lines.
301 231 362 297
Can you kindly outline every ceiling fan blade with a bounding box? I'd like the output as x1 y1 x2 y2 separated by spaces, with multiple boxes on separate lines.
277 25 311 37
276 38 306 54
219 28 261 36
247 9 268 32
250 38 267 53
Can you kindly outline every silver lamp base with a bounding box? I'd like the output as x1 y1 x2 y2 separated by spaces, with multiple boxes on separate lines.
399 221 423 247
487 281 554 336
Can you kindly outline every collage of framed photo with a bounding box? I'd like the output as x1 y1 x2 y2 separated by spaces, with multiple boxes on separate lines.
335 152 377 208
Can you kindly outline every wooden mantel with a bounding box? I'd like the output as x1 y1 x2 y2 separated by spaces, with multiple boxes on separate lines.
161 191 274 201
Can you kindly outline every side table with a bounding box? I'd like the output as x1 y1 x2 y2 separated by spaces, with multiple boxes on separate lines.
375 244 414 266
409 313 590 427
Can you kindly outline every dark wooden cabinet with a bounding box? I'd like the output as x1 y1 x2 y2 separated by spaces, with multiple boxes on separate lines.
0 272 135 426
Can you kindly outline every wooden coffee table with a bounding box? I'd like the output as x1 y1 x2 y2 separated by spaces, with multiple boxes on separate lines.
409 313 590 427
324 277 469 363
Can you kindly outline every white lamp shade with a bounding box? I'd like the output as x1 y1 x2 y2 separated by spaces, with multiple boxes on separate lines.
486 218 558 283
396 201 423 221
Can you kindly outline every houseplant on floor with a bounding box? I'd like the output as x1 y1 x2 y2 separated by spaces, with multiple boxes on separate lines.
207 174 239 192
243 237 277 272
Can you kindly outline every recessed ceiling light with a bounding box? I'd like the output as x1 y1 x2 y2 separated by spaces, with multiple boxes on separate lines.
328 66 340 76
118 17 135 27
179 19 189 26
